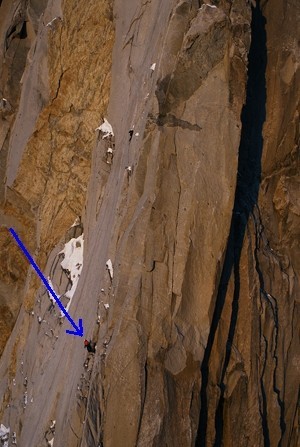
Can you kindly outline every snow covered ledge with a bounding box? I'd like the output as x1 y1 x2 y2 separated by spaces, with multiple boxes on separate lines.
58 234 84 316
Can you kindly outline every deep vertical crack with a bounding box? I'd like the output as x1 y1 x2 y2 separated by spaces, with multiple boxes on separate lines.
260 364 271 446
196 2 267 445
253 207 286 443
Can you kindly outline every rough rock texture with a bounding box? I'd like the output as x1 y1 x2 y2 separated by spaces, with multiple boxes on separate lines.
0 0 299 446
0 0 114 352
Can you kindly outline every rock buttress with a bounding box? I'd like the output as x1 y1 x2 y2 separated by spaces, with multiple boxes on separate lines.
80 0 251 445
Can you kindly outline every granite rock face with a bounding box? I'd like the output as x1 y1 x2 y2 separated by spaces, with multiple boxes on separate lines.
0 1 298 446
0 0 114 353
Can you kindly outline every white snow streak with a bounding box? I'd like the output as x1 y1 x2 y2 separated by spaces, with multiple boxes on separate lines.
59 234 84 315
106 259 113 280
0 425 9 447
200 3 217 9
46 17 61 27
95 118 114 139
47 277 58 306
70 217 81 227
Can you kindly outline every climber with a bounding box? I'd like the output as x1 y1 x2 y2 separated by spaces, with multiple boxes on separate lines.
84 339 96 353
129 129 134 142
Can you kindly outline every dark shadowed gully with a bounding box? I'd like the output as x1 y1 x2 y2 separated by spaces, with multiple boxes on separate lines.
196 3 267 446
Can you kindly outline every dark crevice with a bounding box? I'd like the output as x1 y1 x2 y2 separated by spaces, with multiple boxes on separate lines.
196 2 267 446
260 376 271 446
51 69 68 102
19 21 27 39
253 208 286 443
5 21 27 49
253 219 271 445
137 360 148 441
259 334 270 446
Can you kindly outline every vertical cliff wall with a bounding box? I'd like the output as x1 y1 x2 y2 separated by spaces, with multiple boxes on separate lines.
0 0 298 446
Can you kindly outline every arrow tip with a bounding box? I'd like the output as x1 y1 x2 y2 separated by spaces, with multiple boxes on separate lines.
66 318 84 337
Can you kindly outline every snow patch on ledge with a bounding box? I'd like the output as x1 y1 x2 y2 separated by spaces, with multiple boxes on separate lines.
70 216 81 227
47 277 59 305
0 424 10 447
95 118 114 139
200 3 217 9
59 234 84 315
106 259 113 280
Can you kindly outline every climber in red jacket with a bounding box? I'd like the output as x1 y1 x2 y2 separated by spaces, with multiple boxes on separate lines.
84 339 96 353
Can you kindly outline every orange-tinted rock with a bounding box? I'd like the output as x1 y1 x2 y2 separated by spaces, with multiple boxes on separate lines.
0 1 298 446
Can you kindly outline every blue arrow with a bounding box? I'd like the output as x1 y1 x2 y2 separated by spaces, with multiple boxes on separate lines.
9 227 84 337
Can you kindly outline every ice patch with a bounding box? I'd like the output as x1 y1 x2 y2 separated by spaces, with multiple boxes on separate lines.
23 391 28 407
200 3 217 9
106 259 113 280
46 17 61 27
70 217 81 227
95 118 114 139
47 277 58 306
59 234 84 315
0 424 9 447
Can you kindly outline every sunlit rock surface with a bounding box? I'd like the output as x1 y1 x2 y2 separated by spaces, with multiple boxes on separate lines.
0 1 298 446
